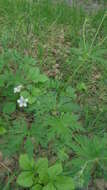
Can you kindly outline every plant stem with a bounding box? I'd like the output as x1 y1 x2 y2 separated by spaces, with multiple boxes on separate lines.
89 12 107 54
83 18 87 51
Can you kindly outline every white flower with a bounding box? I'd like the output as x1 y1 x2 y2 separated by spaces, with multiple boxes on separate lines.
17 96 28 107
14 85 23 93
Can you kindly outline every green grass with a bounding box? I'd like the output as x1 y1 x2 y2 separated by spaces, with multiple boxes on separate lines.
0 0 107 189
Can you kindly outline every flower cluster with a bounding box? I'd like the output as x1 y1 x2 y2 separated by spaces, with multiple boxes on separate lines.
14 85 28 108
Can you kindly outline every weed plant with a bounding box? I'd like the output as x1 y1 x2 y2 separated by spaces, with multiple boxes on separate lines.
0 0 107 189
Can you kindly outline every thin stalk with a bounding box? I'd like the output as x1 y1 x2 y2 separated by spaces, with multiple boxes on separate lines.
89 12 107 54
83 18 88 51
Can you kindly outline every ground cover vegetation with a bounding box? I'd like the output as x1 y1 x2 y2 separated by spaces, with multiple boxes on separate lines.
0 0 107 189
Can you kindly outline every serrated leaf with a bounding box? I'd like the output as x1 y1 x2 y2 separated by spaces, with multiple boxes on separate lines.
48 163 63 179
39 74 48 83
28 96 37 104
24 56 36 66
57 149 69 161
21 91 30 98
31 87 41 96
27 67 40 83
59 102 80 113
17 171 34 187
66 86 76 99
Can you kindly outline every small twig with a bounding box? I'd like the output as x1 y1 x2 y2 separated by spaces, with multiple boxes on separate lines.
0 161 12 173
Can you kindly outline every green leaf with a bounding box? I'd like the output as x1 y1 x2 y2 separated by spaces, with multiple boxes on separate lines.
31 87 41 96
28 96 37 104
0 127 6 135
21 90 30 99
77 82 87 91
3 102 16 114
59 102 79 112
65 86 76 99
57 149 69 161
55 176 74 190
48 163 63 179
36 158 48 171
19 154 35 170
39 74 48 83
27 67 48 83
36 158 49 183
31 184 42 190
17 171 34 187
27 87 41 104
27 67 40 83
24 56 36 66
39 170 49 184
43 183 56 190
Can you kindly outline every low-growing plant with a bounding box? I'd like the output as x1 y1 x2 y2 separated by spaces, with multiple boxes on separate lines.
0 1 107 189
17 154 75 190
71 135 107 188
0 49 82 160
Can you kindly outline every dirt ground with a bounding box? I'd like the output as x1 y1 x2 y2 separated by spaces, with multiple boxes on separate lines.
66 0 106 12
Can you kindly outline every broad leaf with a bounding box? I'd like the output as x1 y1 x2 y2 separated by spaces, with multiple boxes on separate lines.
36 158 48 171
36 158 49 183
19 154 35 170
31 184 42 190
48 163 63 179
43 183 56 190
39 170 49 184
17 171 34 187
55 176 74 190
